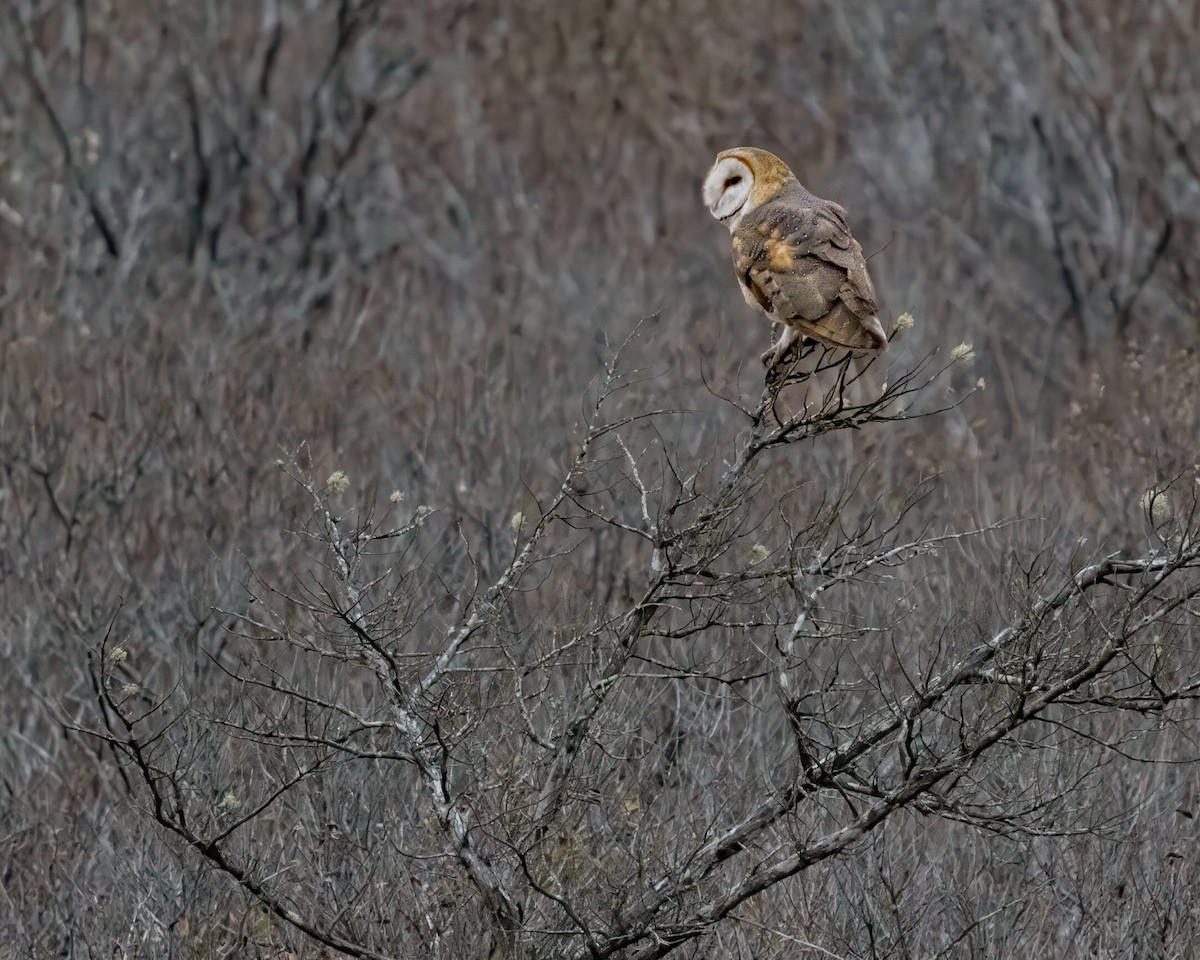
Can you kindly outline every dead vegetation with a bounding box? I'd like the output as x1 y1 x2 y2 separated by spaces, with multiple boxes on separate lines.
2 1 1200 957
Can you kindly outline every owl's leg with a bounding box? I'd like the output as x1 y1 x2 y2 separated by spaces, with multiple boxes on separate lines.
761 323 800 368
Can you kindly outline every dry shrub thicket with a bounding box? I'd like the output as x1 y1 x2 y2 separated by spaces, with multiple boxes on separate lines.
3 1 1200 958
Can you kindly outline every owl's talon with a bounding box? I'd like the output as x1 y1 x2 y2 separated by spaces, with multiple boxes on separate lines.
762 338 800 372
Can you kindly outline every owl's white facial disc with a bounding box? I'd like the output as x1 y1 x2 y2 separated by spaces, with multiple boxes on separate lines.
703 157 753 231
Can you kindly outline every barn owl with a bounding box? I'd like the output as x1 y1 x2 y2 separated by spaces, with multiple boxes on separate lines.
703 147 886 369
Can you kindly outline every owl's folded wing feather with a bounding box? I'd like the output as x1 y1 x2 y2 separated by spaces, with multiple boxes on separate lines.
732 193 886 351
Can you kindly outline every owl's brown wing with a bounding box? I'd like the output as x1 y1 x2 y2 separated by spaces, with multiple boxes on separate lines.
732 190 886 351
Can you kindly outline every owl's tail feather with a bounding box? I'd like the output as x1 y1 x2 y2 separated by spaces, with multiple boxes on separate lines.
803 304 887 352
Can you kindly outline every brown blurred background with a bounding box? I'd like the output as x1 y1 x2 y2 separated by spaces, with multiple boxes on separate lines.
2 0 1199 955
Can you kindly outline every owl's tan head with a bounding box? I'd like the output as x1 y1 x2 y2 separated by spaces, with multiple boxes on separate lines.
703 147 797 232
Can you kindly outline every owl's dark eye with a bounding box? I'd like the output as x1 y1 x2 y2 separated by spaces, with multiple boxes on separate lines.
724 176 742 188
